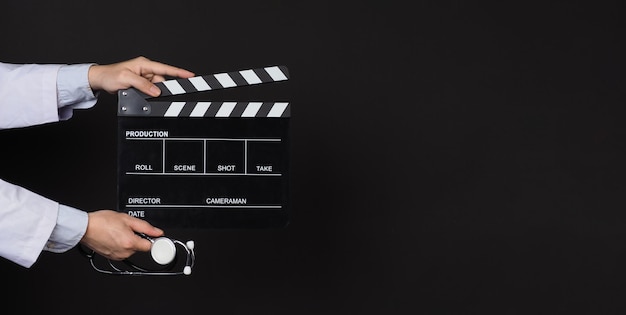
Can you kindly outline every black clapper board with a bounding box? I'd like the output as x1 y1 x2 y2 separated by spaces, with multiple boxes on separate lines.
117 65 290 228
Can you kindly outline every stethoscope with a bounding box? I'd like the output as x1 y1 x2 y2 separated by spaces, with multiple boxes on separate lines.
81 233 195 276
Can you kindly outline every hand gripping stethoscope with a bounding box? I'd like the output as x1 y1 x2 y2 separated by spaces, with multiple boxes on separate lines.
81 233 195 276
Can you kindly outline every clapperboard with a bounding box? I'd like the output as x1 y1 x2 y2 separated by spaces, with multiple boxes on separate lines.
117 65 290 228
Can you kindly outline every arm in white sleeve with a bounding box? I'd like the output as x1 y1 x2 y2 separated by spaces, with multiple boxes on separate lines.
0 179 59 268
44 205 88 253
56 63 98 119
0 63 62 129
0 62 97 267
0 62 98 129
0 180 88 267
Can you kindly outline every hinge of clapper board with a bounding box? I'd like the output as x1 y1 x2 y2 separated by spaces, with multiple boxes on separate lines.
117 65 290 116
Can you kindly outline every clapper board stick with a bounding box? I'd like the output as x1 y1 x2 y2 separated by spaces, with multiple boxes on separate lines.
118 65 290 117
157 65 289 96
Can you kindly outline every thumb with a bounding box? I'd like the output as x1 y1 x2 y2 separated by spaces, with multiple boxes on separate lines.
134 234 154 252
128 216 164 238
125 72 162 97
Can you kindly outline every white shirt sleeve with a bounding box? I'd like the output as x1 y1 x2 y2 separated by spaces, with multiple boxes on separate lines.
56 63 98 120
44 205 88 253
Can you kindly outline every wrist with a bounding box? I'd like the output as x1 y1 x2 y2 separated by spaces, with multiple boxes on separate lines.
87 64 102 91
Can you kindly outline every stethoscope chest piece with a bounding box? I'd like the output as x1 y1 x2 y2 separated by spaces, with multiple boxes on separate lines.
151 237 176 265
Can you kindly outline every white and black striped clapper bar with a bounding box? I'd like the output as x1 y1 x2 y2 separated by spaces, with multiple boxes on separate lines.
117 65 290 117
116 65 291 229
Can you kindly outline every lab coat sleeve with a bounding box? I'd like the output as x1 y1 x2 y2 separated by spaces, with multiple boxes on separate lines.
0 178 58 268
0 63 63 129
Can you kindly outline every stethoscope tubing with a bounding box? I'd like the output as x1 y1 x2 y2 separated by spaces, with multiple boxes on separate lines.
81 238 195 276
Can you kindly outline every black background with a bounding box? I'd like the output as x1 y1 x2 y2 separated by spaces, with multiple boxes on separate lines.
1 1 625 314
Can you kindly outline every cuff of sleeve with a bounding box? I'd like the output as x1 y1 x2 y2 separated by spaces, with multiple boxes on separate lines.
44 204 88 253
57 64 99 120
